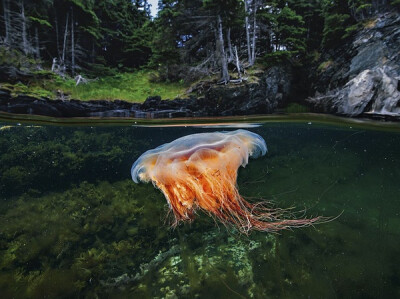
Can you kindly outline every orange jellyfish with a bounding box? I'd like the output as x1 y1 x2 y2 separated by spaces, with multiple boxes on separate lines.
131 129 321 233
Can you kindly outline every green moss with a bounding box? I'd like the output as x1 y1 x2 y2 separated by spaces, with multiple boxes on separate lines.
37 70 186 102
285 103 310 113
0 82 54 99
317 59 333 73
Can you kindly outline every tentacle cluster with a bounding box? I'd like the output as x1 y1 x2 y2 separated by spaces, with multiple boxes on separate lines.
132 129 321 233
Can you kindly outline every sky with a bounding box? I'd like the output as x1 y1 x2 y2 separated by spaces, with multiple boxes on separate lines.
148 0 159 17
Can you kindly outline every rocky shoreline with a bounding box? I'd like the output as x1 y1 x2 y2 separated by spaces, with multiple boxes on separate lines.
0 90 269 119
0 65 292 119
307 12 400 118
1 12 399 121
1 88 399 121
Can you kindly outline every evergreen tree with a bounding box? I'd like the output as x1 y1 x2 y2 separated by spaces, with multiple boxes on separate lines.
321 0 353 49
275 6 306 54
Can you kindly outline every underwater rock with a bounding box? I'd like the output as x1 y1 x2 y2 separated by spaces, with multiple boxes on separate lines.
101 245 180 288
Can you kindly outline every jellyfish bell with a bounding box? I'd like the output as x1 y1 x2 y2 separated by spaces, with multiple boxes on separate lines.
132 129 321 233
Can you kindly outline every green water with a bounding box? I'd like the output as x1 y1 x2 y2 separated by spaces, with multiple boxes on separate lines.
0 118 400 298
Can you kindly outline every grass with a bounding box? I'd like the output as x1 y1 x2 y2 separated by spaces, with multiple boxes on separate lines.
1 65 269 103
1 82 54 99
47 70 187 102
1 70 187 103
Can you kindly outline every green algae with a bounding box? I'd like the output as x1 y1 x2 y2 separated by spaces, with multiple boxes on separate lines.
0 180 166 297
0 125 149 198
0 121 400 297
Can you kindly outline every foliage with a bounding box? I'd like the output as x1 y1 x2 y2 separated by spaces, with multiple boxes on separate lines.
275 7 306 54
0 0 397 97
322 13 352 48
263 51 294 66
391 0 400 7
321 0 354 48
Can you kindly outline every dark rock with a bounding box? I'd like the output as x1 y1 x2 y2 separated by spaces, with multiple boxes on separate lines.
307 13 400 117
0 65 293 118
141 96 162 110
203 66 292 116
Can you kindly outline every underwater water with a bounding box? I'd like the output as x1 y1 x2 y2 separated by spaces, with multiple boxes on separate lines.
0 117 400 298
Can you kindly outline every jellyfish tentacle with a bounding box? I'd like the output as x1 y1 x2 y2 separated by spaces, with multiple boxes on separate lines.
132 130 322 233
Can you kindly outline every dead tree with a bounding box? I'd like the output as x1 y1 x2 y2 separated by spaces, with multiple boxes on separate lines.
244 0 251 64
227 27 234 63
34 27 40 60
244 0 258 66
54 8 61 59
71 7 75 76
234 46 242 80
2 0 10 45
20 0 29 55
216 15 229 84
61 12 69 66
250 0 257 65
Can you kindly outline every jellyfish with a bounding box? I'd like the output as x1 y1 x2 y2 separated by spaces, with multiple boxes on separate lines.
131 129 321 233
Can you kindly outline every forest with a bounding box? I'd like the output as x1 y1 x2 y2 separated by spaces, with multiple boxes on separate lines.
0 0 399 97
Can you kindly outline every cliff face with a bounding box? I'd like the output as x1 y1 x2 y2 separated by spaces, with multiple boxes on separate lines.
307 13 400 117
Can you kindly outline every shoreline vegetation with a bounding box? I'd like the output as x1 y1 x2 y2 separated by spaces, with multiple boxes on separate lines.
0 1 399 118
0 70 187 103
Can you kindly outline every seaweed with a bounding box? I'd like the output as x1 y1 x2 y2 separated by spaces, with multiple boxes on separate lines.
0 125 149 198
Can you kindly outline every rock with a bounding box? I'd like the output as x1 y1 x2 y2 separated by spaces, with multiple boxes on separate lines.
203 65 292 116
308 67 400 116
308 13 400 117
141 96 162 110
0 66 292 118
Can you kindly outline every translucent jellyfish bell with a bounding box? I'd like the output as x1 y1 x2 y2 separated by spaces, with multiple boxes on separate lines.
131 129 321 233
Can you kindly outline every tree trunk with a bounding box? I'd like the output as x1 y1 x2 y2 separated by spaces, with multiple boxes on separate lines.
62 12 69 65
20 0 29 55
234 46 241 80
71 7 75 76
91 40 95 63
54 9 61 59
216 15 229 84
35 27 40 60
244 0 251 64
227 27 234 63
250 0 257 65
2 0 10 45
266 28 272 53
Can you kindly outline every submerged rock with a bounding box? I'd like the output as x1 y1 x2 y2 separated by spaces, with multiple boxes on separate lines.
307 13 400 117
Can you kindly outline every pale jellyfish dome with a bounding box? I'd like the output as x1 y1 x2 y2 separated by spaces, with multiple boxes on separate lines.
131 129 267 184
130 129 321 232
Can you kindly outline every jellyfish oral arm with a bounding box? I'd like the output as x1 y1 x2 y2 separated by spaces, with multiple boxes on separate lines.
131 129 322 233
